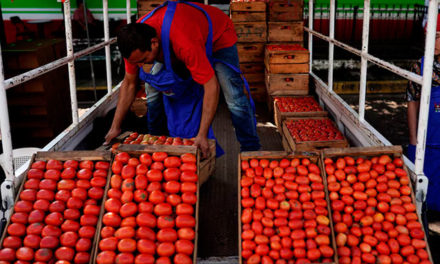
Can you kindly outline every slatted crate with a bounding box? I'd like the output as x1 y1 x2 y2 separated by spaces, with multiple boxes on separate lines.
321 146 434 264
235 22 267 43
237 43 265 63
282 117 349 152
245 82 267 103
265 71 309 95
268 21 304 43
238 151 338 264
138 0 164 17
268 0 303 21
231 11 267 22
273 95 328 132
230 1 267 12
264 44 309 74
0 151 112 264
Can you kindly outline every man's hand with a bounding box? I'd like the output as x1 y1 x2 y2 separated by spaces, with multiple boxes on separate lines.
104 127 121 145
194 134 210 159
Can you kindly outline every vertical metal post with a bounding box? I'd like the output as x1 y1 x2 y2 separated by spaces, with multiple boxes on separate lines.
328 0 336 91
83 0 97 102
308 0 314 73
414 0 438 210
103 0 112 93
63 0 79 125
204 0 208 5
359 0 371 122
0 44 13 181
126 0 131 23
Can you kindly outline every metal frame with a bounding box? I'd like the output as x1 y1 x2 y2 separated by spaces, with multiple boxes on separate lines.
307 0 437 213
0 0 128 216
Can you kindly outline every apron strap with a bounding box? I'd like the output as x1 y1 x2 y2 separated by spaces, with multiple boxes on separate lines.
161 1 177 71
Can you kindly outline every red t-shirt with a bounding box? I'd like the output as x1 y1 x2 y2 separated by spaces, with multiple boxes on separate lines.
125 2 237 84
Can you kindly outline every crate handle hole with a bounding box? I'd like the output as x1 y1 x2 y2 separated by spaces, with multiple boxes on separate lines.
284 55 295 60
284 78 294 82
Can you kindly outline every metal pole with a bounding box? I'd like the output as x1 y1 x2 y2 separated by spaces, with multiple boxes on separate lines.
103 0 112 93
126 0 131 23
63 0 79 125
328 0 336 91
308 0 314 73
414 0 438 209
0 45 13 181
359 0 371 122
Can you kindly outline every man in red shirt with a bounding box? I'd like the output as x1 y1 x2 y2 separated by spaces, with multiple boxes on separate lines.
105 1 260 157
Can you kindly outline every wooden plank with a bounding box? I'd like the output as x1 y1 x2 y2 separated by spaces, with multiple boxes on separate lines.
265 60 309 74
268 0 303 21
243 72 265 83
240 62 265 73
235 22 267 43
35 150 111 161
265 72 309 95
268 21 304 42
265 44 309 64
138 0 164 11
231 11 266 22
245 82 267 103
230 2 266 12
237 43 265 63
118 143 198 156
333 80 408 94
320 146 434 264
274 95 328 132
282 117 349 151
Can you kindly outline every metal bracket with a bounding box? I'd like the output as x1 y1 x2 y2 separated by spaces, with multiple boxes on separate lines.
1 180 15 220
415 174 429 215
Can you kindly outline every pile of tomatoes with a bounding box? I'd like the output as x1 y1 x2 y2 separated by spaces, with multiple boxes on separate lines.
240 157 335 264
0 159 109 263
96 151 197 264
275 97 323 113
325 154 432 264
122 133 195 146
285 118 344 142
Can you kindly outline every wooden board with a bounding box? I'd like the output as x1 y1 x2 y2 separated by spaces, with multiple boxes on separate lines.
265 45 309 65
265 61 309 74
0 151 112 264
265 72 309 95
273 95 328 132
235 22 267 43
320 146 434 264
238 151 338 264
237 43 265 63
243 72 265 84
268 21 304 42
96 145 201 264
231 11 266 22
268 0 303 21
245 82 267 103
138 0 164 11
240 62 265 73
282 117 349 152
230 2 267 12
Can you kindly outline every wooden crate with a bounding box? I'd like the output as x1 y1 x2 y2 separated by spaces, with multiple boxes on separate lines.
231 11 266 22
268 0 303 21
245 82 267 103
0 151 112 264
240 62 265 73
273 95 328 132
265 71 309 95
265 44 309 64
243 71 265 84
138 0 164 11
282 117 349 151
238 151 338 264
230 1 266 12
321 146 434 264
235 22 267 43
237 43 265 63
268 21 304 42
95 144 202 263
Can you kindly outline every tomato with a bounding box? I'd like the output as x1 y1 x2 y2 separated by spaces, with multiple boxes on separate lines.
61 220 80 232
164 157 182 168
79 226 96 238
180 162 197 172
164 181 181 193
24 178 40 190
157 242 175 257
34 248 53 262
121 191 134 203
96 251 116 264
136 227 156 240
114 226 135 239
60 231 78 247
28 168 44 179
107 188 122 200
74 252 90 264
15 247 33 261
88 187 104 200
137 239 156 254
118 238 136 253
63 208 80 220
28 209 45 223
6 223 24 237
58 179 76 191
90 176 107 188
176 215 196 228
136 213 156 228
120 202 138 217
139 153 153 166
19 189 37 202
182 192 197 205
99 237 118 251
14 200 33 213
80 214 98 226
3 236 21 249
102 212 121 227
121 165 136 179
157 228 178 243
147 169 163 182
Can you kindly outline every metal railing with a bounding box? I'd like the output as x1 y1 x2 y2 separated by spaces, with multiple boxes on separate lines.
307 0 436 213
0 0 131 211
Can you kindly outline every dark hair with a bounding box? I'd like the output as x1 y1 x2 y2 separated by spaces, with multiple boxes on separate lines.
117 23 157 58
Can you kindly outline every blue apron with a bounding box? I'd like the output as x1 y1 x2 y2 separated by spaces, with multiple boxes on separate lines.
408 57 440 211
138 1 257 157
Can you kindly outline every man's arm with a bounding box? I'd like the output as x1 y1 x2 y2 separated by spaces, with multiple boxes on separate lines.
408 100 420 145
104 72 138 144
194 74 220 158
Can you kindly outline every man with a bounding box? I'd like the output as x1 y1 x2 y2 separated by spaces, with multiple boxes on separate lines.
105 1 260 157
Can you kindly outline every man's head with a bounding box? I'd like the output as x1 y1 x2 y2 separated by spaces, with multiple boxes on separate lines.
117 23 160 66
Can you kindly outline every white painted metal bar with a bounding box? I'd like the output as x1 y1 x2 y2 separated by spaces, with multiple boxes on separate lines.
359 0 371 122
414 0 438 206
328 0 336 91
126 0 131 23
308 0 314 73
4 39 116 90
103 0 112 93
63 0 79 125
0 44 13 181
304 27 424 85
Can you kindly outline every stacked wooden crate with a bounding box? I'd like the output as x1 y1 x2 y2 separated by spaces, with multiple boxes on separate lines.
137 0 164 18
231 0 267 102
267 0 304 45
